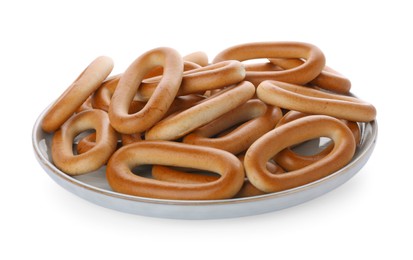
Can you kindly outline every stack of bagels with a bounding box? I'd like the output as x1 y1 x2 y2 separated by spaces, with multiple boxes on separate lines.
41 41 376 200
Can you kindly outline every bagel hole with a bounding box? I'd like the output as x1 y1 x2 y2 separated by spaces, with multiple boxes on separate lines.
242 58 284 72
167 166 220 178
291 137 332 156
131 165 153 178
73 130 96 155
73 130 95 144
242 58 272 65
152 166 221 184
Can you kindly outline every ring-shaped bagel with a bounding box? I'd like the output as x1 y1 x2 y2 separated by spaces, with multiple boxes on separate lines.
42 56 114 133
274 110 361 171
183 99 282 154
276 110 361 143
92 61 201 110
213 41 325 86
257 80 376 122
137 60 245 100
51 109 118 175
145 81 255 141
269 58 351 94
108 47 183 134
106 141 245 200
244 115 356 192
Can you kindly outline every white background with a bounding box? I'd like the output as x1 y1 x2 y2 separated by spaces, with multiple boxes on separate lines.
1 0 411 259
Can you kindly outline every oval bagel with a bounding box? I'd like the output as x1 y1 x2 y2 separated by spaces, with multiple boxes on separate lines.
213 41 325 86
257 80 376 122
269 58 351 94
108 47 183 134
274 110 361 171
138 60 246 100
244 115 356 193
145 81 255 141
51 109 118 175
106 141 245 200
183 99 282 154
42 56 114 133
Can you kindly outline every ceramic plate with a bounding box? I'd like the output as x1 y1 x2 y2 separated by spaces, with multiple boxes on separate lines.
33 106 377 219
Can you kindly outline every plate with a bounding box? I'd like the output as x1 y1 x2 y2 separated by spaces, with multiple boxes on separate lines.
32 106 378 219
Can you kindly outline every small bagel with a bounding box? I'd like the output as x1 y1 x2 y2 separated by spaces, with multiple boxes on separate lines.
274 110 361 171
145 81 255 141
42 56 114 133
51 109 118 175
138 60 246 100
106 141 245 200
244 115 356 192
183 99 282 154
257 80 376 122
269 58 351 94
108 47 183 134
213 41 326 86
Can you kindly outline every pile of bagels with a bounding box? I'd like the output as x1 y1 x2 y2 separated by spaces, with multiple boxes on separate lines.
41 41 376 200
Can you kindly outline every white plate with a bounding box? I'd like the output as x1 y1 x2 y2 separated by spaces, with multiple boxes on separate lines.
32 106 377 219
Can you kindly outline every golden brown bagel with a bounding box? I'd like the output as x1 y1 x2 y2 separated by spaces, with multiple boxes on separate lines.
138 60 246 100
269 58 351 94
244 115 356 192
183 99 282 154
108 47 183 134
213 41 325 86
274 110 361 171
145 81 255 141
106 141 245 200
52 109 118 175
257 80 376 122
42 56 114 133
